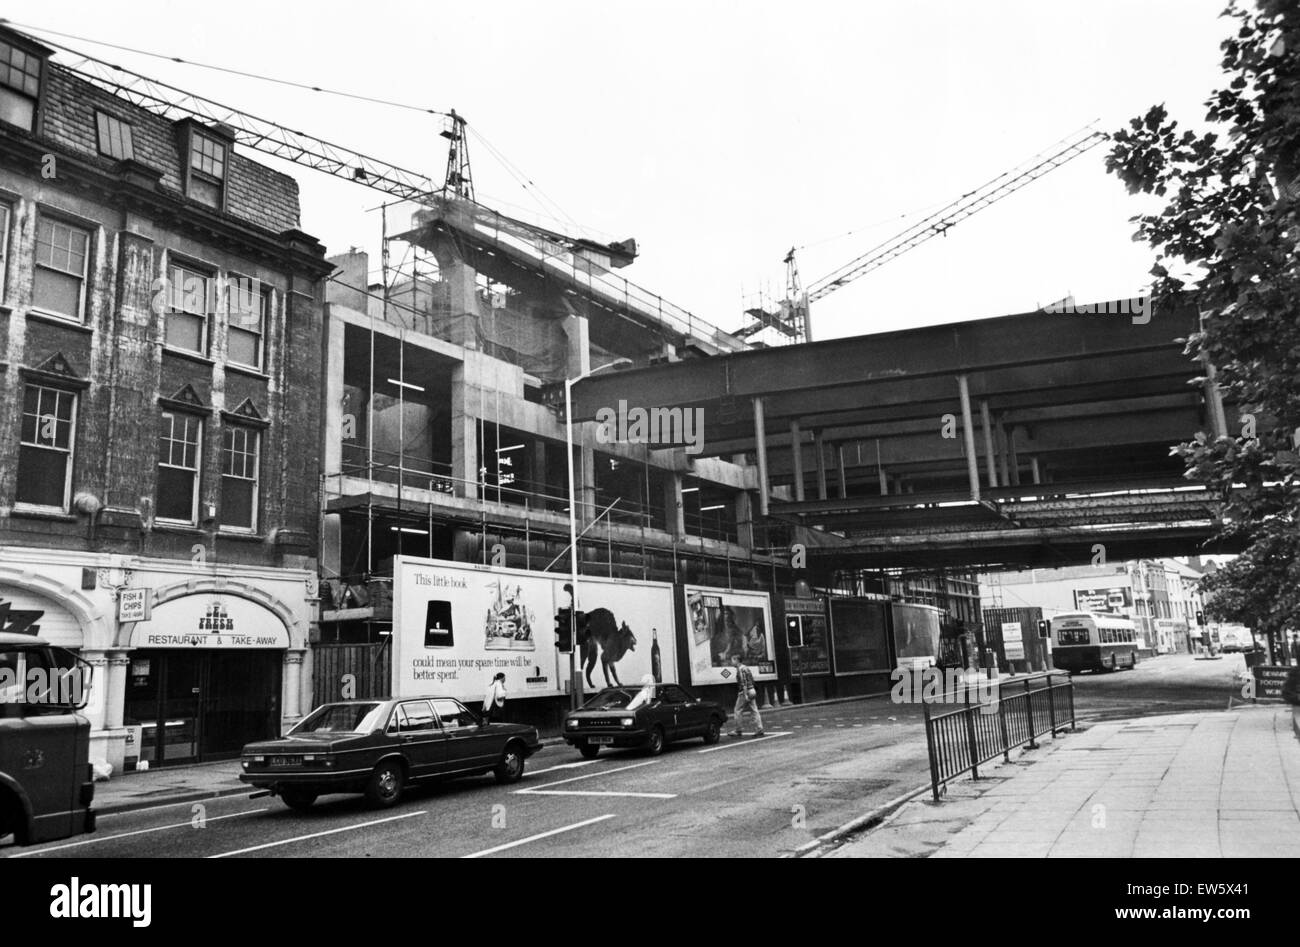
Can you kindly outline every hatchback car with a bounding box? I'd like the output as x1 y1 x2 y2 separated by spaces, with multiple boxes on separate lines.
563 682 727 757
240 696 542 810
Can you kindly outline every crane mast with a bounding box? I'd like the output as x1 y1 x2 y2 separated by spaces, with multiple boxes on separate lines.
806 126 1105 304
739 125 1105 344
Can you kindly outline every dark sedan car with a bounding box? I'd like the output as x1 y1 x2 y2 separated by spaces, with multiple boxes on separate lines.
563 682 727 758
240 696 542 810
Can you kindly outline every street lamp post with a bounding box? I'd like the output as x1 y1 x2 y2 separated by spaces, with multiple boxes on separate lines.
563 359 629 710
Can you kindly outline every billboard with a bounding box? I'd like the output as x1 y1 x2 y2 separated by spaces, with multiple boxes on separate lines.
683 586 776 685
1073 587 1133 614
391 556 677 703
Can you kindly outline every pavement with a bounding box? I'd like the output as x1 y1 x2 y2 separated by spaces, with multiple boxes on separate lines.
826 703 1300 858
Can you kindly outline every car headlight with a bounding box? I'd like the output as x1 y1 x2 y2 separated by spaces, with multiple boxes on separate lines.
566 719 578 729
253 755 265 763
620 717 634 727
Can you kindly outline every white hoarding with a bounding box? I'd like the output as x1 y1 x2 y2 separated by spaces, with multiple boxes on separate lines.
392 556 677 703
683 585 776 686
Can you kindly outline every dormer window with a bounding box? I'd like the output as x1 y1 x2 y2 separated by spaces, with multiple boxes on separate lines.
0 38 42 131
188 131 226 209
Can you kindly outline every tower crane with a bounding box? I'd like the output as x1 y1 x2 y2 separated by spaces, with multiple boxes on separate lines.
36 31 642 270
737 124 1107 344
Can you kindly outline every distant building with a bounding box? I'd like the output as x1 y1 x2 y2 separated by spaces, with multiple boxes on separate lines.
980 558 1207 655
0 25 331 770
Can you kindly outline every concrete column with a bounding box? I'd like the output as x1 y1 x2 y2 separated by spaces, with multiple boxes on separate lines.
878 465 889 495
532 439 548 502
564 313 591 379
997 416 1010 487
980 399 998 488
836 443 847 499
957 374 980 501
451 361 479 500
1030 456 1042 485
814 429 828 500
1008 425 1021 486
577 433 597 525
429 243 482 349
753 397 770 516
79 651 110 732
284 650 307 727
105 652 130 730
790 420 805 502
664 472 685 538
734 491 755 550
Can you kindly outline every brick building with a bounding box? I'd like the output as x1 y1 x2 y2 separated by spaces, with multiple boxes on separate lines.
0 26 331 770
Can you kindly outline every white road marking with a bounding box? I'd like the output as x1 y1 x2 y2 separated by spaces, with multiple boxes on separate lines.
527 760 598 776
461 814 615 858
513 759 658 792
697 732 793 754
208 811 426 858
518 790 677 799
11 809 268 856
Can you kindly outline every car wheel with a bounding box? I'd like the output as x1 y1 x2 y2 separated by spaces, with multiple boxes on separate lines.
494 743 526 784
578 741 601 760
365 760 405 808
645 725 665 756
281 790 317 811
702 717 722 745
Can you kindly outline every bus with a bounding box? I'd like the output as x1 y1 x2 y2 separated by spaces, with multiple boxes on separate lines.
1217 624 1255 653
1050 611 1140 672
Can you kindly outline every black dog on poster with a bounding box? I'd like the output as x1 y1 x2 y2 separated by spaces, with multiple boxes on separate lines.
579 607 637 689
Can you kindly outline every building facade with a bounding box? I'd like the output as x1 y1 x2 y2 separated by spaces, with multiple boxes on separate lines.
0 26 331 770
980 558 1206 655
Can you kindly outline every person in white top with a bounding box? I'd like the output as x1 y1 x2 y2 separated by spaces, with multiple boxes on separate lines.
626 674 657 710
482 672 507 723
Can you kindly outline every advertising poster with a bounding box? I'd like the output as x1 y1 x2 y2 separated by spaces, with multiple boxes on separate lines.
784 597 831 675
892 602 942 670
392 556 677 704
683 585 776 685
1073 587 1133 614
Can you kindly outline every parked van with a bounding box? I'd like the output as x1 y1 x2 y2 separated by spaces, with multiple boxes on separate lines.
0 632 96 846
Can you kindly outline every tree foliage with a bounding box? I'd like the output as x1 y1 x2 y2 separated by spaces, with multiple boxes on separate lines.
1106 0 1300 642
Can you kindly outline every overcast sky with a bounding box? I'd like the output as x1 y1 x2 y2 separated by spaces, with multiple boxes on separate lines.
8 0 1230 341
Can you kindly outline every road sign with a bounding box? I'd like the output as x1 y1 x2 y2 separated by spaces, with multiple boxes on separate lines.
118 589 151 623
1252 665 1290 701
1003 621 1025 660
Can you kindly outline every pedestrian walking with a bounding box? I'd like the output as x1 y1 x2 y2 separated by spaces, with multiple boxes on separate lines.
482 672 507 723
729 654 765 738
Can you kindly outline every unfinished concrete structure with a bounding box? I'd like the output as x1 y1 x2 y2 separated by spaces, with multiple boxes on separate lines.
317 194 788 656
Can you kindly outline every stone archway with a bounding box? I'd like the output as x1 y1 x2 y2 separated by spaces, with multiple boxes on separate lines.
0 565 110 648
117 576 302 648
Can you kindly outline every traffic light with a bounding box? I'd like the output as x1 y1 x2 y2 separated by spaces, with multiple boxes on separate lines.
575 610 588 646
786 614 803 648
1196 610 1206 626
1037 619 1049 638
555 607 572 653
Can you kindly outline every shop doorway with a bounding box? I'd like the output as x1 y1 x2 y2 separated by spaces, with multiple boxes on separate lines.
125 650 282 765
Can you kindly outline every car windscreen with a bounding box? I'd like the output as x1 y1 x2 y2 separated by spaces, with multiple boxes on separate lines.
292 702 386 734
582 689 636 709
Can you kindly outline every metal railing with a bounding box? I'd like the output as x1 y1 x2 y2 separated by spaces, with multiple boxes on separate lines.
922 671 1075 802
